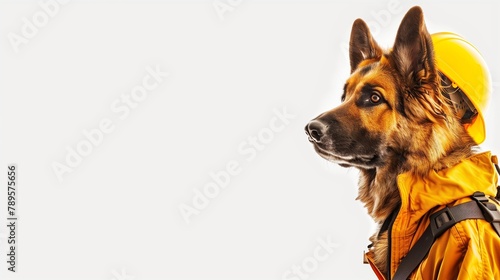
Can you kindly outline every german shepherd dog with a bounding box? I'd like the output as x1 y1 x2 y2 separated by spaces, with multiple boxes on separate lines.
305 6 479 276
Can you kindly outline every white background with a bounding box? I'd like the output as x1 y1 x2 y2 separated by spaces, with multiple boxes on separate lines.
0 0 499 279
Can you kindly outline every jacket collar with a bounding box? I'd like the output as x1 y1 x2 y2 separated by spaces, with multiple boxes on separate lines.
396 151 498 219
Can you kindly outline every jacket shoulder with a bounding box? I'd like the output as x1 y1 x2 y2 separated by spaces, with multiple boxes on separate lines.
415 205 500 279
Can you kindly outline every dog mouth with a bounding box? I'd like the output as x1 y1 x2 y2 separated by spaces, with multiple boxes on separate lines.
309 140 380 169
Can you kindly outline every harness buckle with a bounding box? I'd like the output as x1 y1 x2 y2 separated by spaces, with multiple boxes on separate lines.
472 191 500 236
472 192 500 223
430 207 456 237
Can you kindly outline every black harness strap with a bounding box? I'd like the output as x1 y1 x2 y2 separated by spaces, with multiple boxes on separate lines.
493 157 500 200
378 205 400 239
392 192 500 280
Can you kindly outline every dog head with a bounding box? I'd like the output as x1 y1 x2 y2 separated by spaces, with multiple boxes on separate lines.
305 6 469 173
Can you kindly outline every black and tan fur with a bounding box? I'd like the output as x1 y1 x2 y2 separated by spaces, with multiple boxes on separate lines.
305 6 476 275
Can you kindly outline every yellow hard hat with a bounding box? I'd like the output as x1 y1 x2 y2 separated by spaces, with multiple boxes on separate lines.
431 32 491 144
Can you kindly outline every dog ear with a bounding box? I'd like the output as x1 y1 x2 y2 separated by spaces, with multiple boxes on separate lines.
393 6 453 124
349 19 383 73
392 6 436 84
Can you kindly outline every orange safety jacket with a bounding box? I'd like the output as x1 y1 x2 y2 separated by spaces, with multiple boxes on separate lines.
365 151 500 279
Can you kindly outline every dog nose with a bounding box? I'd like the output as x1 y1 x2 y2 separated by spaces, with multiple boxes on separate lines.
305 120 326 143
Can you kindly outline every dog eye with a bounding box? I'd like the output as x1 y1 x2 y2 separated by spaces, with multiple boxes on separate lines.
370 93 382 104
